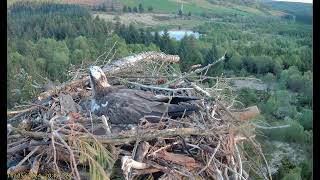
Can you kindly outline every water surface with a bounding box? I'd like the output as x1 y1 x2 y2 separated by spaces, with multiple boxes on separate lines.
158 30 200 40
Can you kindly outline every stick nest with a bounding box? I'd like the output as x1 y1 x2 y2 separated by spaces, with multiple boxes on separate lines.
7 52 269 180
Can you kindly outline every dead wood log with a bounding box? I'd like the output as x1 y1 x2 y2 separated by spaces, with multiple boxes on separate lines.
102 51 180 73
11 126 227 145
153 151 201 169
122 156 150 180
7 165 31 175
36 51 180 100
28 155 41 175
132 168 161 175
7 142 30 155
59 93 81 115
122 156 150 170
133 141 150 162
199 144 226 158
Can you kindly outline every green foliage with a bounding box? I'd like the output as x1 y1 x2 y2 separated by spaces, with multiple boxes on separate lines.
138 3 144 13
298 108 312 130
178 36 204 72
261 121 310 144
122 5 128 12
133 6 138 13
279 67 312 106
7 68 40 107
265 1 312 24
242 56 282 75
159 29 176 54
299 159 313 180
263 73 276 89
147 6 153 12
280 168 302 180
273 157 312 180
7 3 162 107
78 140 115 180
273 157 297 180
225 51 242 71
178 9 183 17
237 88 259 106
261 90 297 119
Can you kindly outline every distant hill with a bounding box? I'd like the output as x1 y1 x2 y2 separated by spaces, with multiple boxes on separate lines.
7 0 312 23
263 1 312 23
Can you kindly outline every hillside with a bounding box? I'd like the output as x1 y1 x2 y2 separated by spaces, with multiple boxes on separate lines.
8 0 289 17
263 1 312 24
117 0 276 16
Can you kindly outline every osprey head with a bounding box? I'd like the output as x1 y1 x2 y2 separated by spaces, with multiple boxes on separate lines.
89 66 110 97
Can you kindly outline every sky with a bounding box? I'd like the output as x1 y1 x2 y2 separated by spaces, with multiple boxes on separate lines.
274 0 312 3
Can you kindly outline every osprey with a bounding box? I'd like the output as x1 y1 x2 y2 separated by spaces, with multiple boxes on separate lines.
89 66 200 124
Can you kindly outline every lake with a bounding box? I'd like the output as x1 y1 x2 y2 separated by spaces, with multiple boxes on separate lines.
157 30 200 41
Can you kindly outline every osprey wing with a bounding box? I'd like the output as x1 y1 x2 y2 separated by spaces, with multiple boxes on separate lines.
107 91 199 124
129 89 201 104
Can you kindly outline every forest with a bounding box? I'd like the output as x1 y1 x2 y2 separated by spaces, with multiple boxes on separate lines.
7 2 312 179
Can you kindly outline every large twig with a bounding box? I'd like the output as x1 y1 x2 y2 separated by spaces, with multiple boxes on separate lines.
11 126 227 145
235 143 243 180
191 82 240 122
15 146 40 168
197 142 221 175
36 51 181 100
53 131 81 180
164 54 227 86
252 124 290 129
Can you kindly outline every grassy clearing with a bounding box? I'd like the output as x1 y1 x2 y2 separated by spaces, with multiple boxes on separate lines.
118 0 266 16
94 12 210 30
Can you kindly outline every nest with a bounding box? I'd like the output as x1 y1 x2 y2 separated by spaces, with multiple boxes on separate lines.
7 52 270 180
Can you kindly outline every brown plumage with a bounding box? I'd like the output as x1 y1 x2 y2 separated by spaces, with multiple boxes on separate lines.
89 66 200 124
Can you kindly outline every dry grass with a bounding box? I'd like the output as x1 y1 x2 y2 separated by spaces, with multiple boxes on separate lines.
94 12 209 29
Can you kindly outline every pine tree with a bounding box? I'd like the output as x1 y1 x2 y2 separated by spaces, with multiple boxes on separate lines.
127 24 140 43
145 29 152 46
123 5 128 13
153 31 161 46
178 9 183 17
147 6 153 12
138 3 144 13
160 29 175 54
133 7 138 13
178 36 203 72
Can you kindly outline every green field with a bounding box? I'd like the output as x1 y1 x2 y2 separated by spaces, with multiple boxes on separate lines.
118 0 277 17
7 0 285 17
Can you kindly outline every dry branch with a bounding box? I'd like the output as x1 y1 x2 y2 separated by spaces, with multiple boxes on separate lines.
102 51 180 73
152 150 201 169
11 126 226 145
35 51 180 100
